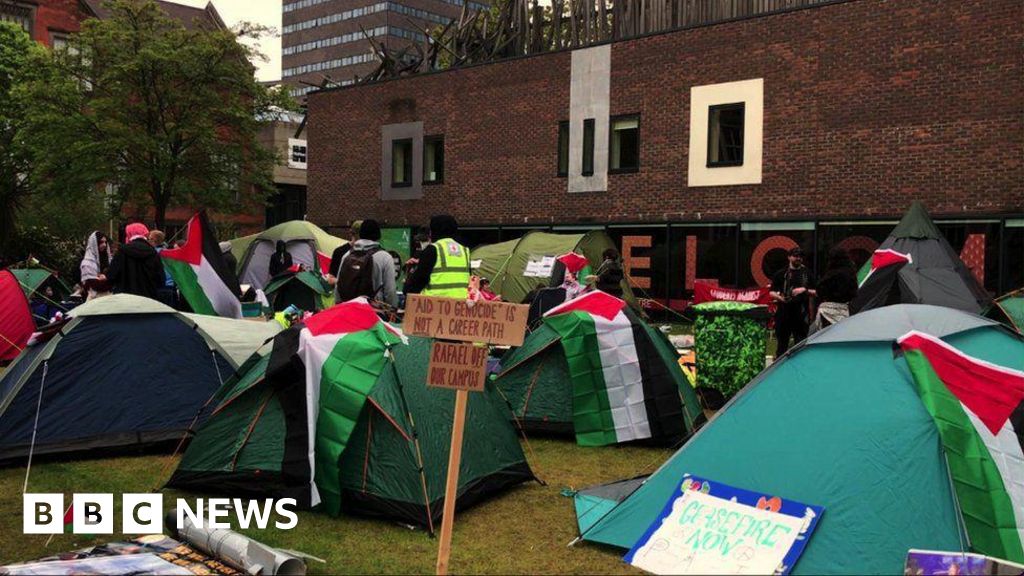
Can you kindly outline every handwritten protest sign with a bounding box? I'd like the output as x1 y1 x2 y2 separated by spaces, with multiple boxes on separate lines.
626 475 822 575
427 342 488 392
404 295 528 347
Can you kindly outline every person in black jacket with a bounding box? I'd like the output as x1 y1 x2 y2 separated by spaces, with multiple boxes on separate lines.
810 248 858 334
268 240 293 278
590 248 625 297
106 222 165 300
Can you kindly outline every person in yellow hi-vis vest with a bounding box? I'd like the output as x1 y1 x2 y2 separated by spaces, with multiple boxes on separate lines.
404 215 470 300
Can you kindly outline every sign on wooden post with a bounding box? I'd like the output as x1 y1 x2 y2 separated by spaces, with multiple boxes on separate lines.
405 295 528 575
404 294 528 347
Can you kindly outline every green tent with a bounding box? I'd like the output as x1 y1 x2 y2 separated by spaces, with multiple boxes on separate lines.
992 288 1024 334
9 267 72 302
471 231 634 305
263 270 332 312
574 304 1024 574
169 301 534 529
231 221 344 291
494 297 702 446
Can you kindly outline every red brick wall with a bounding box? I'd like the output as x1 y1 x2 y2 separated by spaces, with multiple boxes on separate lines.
33 0 89 45
307 0 1024 229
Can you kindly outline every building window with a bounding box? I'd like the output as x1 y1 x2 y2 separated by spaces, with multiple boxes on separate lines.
610 115 639 173
557 121 569 176
423 135 444 184
288 138 307 170
1 2 33 35
581 118 595 177
707 103 745 167
391 138 413 187
50 31 69 50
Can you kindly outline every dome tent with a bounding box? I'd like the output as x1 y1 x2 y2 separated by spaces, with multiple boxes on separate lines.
0 270 34 362
574 305 1024 574
494 291 702 446
231 221 345 290
991 288 1024 334
471 231 634 306
168 299 535 528
263 269 332 312
0 294 279 460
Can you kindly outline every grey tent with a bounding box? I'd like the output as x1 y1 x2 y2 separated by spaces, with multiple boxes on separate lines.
850 202 994 315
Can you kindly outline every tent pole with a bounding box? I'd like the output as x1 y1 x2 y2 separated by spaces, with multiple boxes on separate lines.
21 361 49 495
387 346 436 535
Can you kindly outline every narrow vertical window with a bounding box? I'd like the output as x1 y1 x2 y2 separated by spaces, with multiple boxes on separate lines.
557 121 569 176
581 118 595 176
391 138 413 186
707 103 745 167
610 115 640 172
423 135 444 184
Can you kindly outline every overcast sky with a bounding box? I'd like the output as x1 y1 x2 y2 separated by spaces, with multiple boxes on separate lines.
175 0 282 81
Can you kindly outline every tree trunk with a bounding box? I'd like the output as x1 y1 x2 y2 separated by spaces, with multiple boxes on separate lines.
154 200 167 230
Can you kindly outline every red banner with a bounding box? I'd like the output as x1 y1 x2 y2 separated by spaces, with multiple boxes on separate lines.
693 280 771 305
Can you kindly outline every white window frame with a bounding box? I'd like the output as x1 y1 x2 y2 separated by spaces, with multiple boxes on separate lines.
288 138 307 170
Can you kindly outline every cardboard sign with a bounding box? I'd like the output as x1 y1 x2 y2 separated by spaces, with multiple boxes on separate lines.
404 295 528 347
626 475 822 575
427 341 488 392
524 255 556 278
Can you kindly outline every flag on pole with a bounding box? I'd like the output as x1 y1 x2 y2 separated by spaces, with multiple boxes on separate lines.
898 330 1024 563
160 212 242 318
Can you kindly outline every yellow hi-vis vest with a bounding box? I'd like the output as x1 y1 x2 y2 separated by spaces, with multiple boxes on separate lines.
422 238 470 299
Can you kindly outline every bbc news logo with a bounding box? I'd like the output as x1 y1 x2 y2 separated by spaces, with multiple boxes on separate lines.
24 494 298 534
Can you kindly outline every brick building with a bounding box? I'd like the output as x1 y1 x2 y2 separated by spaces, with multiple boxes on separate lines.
306 0 1024 306
282 0 490 99
1 0 94 46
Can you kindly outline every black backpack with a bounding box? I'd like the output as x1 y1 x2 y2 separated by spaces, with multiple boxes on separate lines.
336 247 380 302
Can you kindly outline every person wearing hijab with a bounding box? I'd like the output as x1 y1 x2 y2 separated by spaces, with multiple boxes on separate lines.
269 240 293 278
80 231 113 300
106 222 165 300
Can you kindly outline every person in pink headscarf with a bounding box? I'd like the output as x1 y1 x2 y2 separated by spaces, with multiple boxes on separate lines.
106 222 165 300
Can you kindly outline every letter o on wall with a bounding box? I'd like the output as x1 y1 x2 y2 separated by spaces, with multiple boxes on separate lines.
750 235 798 286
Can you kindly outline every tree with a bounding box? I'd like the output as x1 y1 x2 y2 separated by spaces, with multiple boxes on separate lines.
24 0 292 229
0 22 70 255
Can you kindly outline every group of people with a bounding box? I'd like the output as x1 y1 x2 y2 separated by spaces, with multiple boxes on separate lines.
318 214 476 310
769 246 859 355
79 223 170 303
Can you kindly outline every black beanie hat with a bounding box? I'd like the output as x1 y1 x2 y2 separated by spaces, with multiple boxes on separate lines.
360 219 382 241
429 214 458 240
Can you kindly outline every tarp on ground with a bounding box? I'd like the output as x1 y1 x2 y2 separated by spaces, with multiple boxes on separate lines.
494 291 701 446
231 221 344 291
0 294 256 460
575 304 1024 574
168 299 534 528
851 202 995 316
470 231 634 306
0 270 34 362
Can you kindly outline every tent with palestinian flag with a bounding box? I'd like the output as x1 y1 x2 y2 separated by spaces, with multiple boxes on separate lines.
494 291 702 446
851 202 996 316
168 298 534 528
573 304 1024 574
161 212 242 318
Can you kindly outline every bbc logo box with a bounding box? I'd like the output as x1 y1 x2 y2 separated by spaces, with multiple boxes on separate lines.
23 493 162 534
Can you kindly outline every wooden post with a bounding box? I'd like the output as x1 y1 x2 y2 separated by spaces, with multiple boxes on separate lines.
435 388 469 576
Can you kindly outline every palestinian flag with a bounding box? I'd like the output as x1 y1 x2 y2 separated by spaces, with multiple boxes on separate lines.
898 330 1024 562
277 298 405 512
544 291 684 446
858 248 912 286
161 212 242 318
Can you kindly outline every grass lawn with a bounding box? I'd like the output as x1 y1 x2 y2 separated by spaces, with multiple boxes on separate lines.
0 438 672 574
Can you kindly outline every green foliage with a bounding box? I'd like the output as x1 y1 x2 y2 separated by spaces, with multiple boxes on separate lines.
21 0 294 229
0 22 77 256
693 303 768 398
